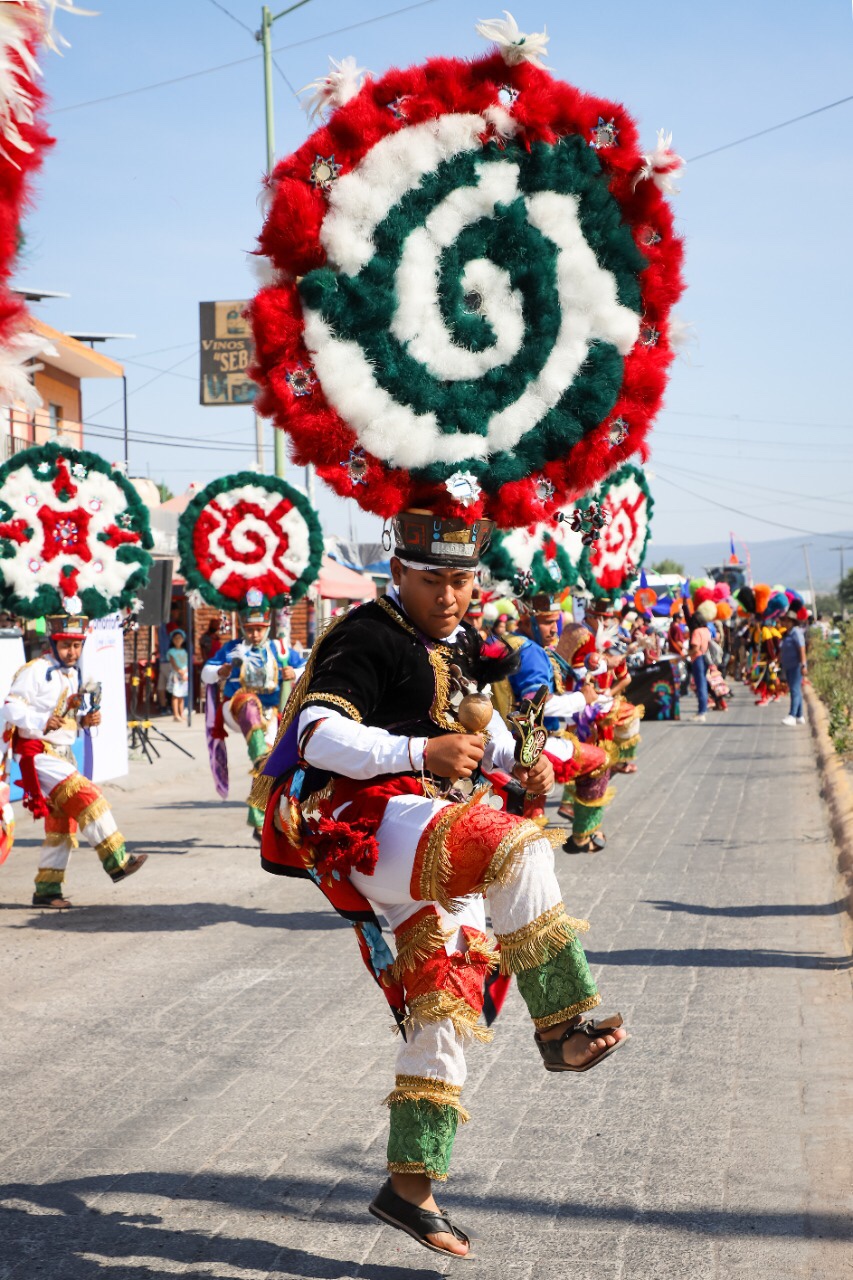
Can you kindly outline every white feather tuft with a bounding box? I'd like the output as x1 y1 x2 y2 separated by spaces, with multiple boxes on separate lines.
300 55 368 122
0 1 94 165
186 588 206 611
667 314 696 361
475 11 549 68
634 128 685 195
0 330 57 410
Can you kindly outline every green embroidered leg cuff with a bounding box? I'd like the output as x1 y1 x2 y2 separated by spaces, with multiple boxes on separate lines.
246 803 265 831
618 737 640 760
33 878 64 899
573 800 609 837
561 783 576 804
515 934 600 1030
386 1098 459 1181
247 727 268 766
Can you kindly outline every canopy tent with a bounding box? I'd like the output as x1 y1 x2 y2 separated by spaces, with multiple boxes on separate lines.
319 556 376 601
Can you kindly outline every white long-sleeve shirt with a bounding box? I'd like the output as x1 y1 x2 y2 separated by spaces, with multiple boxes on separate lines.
297 704 519 781
4 657 80 748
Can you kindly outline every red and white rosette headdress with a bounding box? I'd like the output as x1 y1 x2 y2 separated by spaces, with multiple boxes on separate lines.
0 441 153 619
580 463 653 599
250 13 684 529
177 471 323 610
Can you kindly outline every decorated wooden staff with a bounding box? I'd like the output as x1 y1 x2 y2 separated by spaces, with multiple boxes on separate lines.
178 470 323 837
0 440 153 908
248 10 684 1254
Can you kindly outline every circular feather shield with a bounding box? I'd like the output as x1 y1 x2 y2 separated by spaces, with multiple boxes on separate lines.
251 53 684 525
0 441 153 619
177 472 323 609
581 463 653 598
483 515 583 598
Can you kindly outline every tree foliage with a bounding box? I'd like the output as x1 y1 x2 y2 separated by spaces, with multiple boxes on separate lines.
651 558 685 576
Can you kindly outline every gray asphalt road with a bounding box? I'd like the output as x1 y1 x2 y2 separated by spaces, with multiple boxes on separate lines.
1 702 850 1279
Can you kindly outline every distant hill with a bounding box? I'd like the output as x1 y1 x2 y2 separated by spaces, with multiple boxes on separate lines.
646 532 853 592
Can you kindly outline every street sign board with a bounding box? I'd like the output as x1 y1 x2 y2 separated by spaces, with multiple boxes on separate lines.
199 300 258 406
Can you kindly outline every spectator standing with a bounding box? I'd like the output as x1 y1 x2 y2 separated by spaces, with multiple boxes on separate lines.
687 613 711 722
780 613 807 726
167 629 189 721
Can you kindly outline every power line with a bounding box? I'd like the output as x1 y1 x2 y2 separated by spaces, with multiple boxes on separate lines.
272 56 299 101
90 350 199 417
652 468 844 539
652 459 853 510
662 408 852 433
205 0 255 36
688 92 853 163
52 0 440 114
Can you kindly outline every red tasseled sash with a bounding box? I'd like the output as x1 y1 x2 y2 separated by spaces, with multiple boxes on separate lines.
12 736 50 819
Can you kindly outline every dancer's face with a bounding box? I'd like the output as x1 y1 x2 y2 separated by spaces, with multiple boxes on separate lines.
242 622 269 646
391 559 475 640
55 639 83 665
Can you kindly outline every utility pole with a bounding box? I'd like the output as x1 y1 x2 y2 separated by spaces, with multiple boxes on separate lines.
800 543 816 616
831 544 853 621
256 0 314 480
254 409 265 471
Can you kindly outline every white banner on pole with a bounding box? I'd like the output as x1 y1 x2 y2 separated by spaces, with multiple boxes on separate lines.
81 617 128 784
0 634 26 705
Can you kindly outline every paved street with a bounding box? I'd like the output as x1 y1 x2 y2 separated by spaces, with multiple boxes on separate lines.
0 701 850 1280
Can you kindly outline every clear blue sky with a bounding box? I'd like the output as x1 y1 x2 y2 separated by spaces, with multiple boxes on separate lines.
19 0 853 563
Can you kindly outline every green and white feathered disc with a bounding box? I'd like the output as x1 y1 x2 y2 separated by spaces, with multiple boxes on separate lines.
483 517 584 599
580 463 653 599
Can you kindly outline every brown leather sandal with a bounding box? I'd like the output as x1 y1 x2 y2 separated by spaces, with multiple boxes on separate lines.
31 895 72 909
110 853 148 883
535 1013 626 1072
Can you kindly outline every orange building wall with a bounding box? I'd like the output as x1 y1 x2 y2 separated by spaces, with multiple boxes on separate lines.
32 365 83 446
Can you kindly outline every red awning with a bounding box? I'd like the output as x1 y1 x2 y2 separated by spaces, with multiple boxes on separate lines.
318 556 377 601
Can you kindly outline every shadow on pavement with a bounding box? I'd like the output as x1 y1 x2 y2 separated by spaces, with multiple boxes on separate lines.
10 903 347 934
585 947 853 970
1 1167 851 1280
0 1172 444 1280
646 898 848 918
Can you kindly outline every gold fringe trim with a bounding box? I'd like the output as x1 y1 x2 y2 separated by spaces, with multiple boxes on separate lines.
42 833 78 849
546 650 566 695
248 610 352 814
575 785 616 810
404 992 493 1043
464 931 500 972
384 1076 470 1122
49 773 86 812
418 792 484 912
301 692 363 723
615 732 641 751
76 797 110 830
95 831 125 860
603 739 622 768
392 912 452 979
532 992 601 1030
427 646 465 734
496 902 589 975
482 818 545 891
35 867 66 883
387 1162 449 1182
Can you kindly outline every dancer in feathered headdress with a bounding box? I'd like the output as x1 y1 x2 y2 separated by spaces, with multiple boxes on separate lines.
248 10 687 1251
0 441 153 908
178 471 323 836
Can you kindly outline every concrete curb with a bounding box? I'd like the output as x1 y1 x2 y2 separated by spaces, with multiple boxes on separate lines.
804 682 853 929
